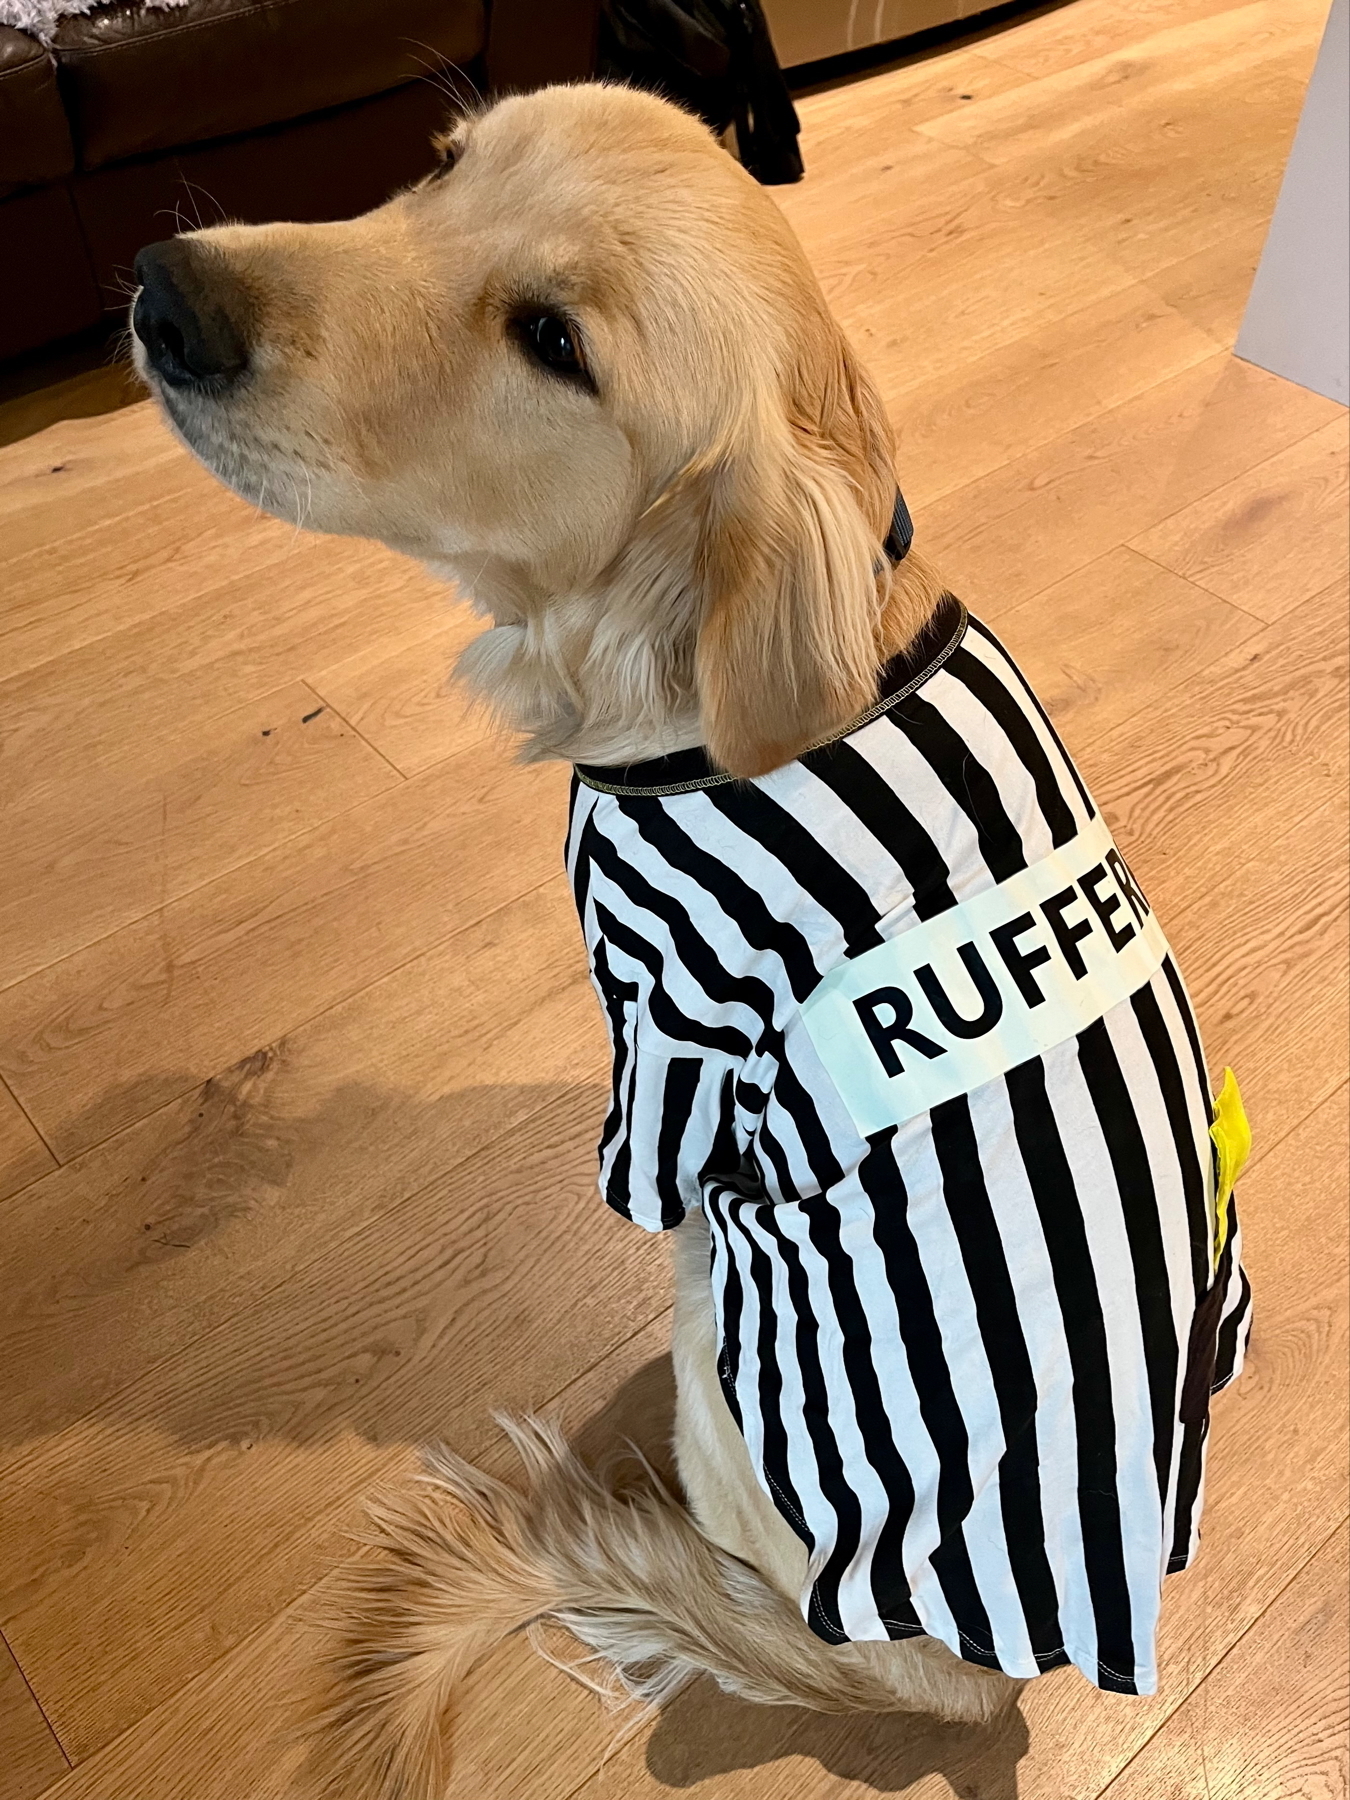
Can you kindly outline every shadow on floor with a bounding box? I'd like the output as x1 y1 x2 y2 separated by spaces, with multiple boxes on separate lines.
5 1055 1032 1794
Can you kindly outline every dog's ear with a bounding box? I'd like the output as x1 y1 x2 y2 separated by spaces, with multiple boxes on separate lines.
694 329 897 779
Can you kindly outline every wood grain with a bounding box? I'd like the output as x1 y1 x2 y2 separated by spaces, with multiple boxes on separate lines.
889 279 1226 507
0 1092 661 1759
974 0 1265 78
994 545 1264 746
921 355 1344 614
309 609 494 776
0 530 448 811
0 403 179 566
0 746 573 1159
18 1311 676 1800
0 1628 67 1800
0 1080 53 1206
0 682 400 993
1100 1523 1349 1800
918 4 1324 168
0 877 605 1463
1132 416 1350 619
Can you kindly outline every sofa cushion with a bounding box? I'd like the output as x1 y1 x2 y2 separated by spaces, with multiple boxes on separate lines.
73 76 452 307
53 0 486 171
0 27 76 196
0 183 102 354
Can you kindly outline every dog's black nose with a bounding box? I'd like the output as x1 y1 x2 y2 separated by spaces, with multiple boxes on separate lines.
133 239 249 390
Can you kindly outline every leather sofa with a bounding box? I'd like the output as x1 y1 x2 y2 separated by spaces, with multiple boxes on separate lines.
0 0 604 362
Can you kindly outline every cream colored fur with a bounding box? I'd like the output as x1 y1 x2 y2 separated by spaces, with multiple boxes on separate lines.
132 80 1013 1800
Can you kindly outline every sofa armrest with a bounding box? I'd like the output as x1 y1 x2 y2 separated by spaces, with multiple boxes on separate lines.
485 0 603 93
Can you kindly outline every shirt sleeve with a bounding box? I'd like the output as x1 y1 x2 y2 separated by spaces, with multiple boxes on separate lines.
590 937 741 1232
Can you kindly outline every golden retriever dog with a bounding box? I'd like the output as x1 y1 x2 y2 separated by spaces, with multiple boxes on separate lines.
131 78 1251 1800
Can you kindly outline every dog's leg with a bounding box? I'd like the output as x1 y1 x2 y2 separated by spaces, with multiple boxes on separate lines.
670 1208 1024 1725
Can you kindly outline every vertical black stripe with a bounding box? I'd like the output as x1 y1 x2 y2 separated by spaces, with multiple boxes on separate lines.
1004 1055 1138 1693
855 1130 1000 1664
1168 1419 1207 1570
704 781 885 957
621 796 822 1002
655 1059 702 1229
704 1187 744 1428
964 615 1096 819
724 1196 814 1555
946 645 1079 847
1160 955 1211 1105
928 1095 1066 1665
1214 1257 1252 1388
796 1179 925 1639
885 695 1027 881
800 739 958 920
1076 1016 1179 1520
1131 980 1211 1301
590 939 636 1193
752 1201 861 1642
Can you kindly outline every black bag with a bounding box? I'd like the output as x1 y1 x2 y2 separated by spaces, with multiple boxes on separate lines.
598 0 804 185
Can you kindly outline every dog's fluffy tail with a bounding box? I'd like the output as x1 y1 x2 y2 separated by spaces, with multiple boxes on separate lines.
306 1415 1012 1800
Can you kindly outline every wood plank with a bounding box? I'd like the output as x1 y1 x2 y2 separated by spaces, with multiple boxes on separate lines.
1 475 309 685
917 3 1323 168
920 355 1344 614
1144 220 1270 350
0 874 603 1463
0 1089 661 1761
993 545 1264 747
1085 583 1348 900
0 683 400 994
1130 417 1350 620
976 0 1283 79
890 281 1229 508
20 1312 676 1800
1165 790 1347 1145
794 45 1031 126
0 1081 54 1207
1100 1523 1349 1800
779 13 1309 405
0 403 182 564
0 536 447 817
309 610 493 777
0 744 572 1159
0 1628 67 1800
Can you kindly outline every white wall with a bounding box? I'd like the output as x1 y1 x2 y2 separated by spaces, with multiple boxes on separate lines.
1236 0 1349 404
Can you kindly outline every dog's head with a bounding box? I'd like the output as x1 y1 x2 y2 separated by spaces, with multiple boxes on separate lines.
132 83 914 775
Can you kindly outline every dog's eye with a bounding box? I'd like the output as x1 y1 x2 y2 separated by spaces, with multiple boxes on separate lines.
514 312 591 387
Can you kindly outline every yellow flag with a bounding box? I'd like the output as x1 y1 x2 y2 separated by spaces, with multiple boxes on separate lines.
1209 1066 1251 1268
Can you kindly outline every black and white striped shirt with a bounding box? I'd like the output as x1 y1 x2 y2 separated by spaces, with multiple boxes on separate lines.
567 597 1253 1695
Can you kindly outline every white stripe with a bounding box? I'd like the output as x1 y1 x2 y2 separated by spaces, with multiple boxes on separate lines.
849 710 999 905
890 1119 1039 1675
967 1075 1090 1668
820 1154 964 1654
1053 1035 1162 1691
756 758 916 911
924 665 1055 866
961 626 1096 834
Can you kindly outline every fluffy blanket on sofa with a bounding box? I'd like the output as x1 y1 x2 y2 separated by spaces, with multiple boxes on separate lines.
0 0 189 44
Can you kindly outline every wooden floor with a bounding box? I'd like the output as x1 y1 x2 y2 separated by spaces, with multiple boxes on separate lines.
1 1 1347 1795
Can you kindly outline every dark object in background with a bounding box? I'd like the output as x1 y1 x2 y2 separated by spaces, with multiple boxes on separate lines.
0 0 599 366
599 0 803 184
